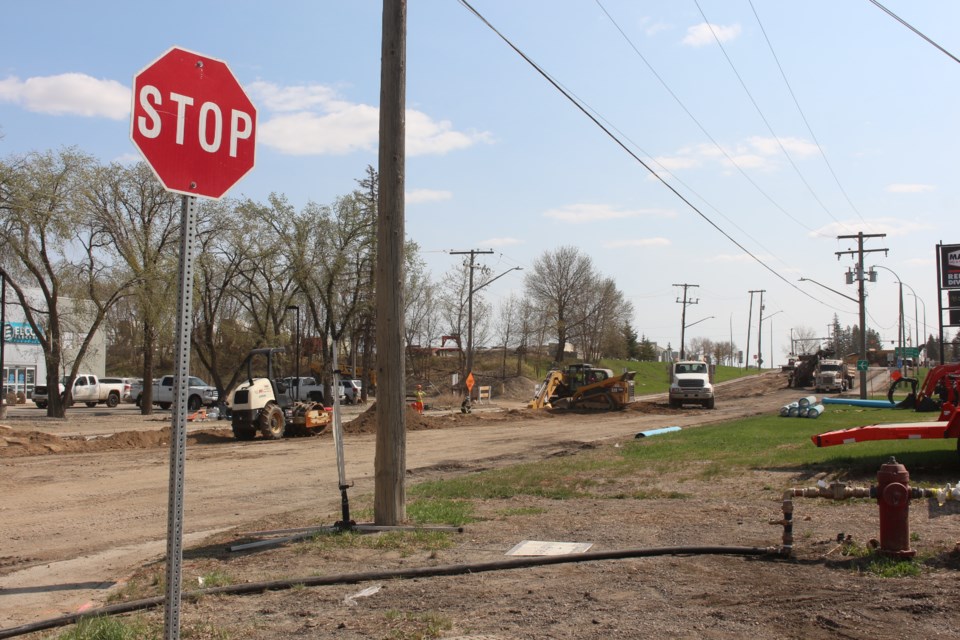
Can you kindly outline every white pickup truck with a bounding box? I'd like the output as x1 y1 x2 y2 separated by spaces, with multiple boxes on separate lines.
32 374 125 409
134 375 219 411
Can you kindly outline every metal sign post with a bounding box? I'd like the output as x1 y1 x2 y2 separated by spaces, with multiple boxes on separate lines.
163 195 198 638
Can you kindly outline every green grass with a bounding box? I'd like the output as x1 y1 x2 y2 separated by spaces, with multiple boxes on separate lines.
54 616 158 640
620 405 955 480
297 529 454 556
407 497 477 526
408 404 953 504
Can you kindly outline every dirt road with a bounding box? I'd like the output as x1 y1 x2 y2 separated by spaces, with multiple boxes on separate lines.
0 373 834 628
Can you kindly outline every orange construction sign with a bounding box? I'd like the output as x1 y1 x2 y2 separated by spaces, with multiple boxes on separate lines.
465 372 475 393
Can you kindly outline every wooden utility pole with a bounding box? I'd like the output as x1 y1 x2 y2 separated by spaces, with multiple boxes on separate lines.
674 283 698 360
450 249 493 389
836 232 887 399
374 0 406 525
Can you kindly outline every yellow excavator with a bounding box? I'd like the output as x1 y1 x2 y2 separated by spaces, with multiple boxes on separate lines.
528 363 636 410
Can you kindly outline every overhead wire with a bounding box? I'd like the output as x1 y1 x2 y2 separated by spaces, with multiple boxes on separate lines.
457 0 841 310
593 0 814 234
866 0 960 65
588 1 806 277
693 0 851 231
747 0 866 222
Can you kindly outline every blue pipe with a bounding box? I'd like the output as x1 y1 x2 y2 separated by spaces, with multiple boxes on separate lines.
821 397 893 408
635 426 681 438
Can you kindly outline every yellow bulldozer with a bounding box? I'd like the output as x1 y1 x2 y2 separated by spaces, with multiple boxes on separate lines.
528 363 636 410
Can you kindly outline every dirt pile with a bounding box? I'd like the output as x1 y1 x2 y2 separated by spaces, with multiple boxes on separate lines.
0 424 233 458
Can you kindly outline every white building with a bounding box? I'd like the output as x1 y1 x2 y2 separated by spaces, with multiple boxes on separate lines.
2 289 105 399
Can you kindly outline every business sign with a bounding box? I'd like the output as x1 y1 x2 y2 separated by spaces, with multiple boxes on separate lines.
940 244 960 290
2 321 41 345
949 290 960 327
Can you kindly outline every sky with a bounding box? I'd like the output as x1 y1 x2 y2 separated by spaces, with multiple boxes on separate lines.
1 0 958 366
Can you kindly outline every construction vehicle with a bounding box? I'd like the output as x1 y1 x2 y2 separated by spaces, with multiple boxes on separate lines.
528 363 636 410
887 363 960 412
669 360 715 409
227 348 330 440
814 358 853 393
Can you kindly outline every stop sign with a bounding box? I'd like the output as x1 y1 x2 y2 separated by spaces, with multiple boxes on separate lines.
131 46 256 200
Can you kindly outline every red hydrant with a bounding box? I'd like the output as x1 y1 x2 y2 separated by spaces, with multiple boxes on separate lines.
876 456 916 558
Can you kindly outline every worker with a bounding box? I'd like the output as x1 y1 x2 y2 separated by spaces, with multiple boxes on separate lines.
415 384 425 414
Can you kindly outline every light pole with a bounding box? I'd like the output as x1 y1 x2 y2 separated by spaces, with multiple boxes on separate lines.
286 305 301 401
905 290 926 361
871 265 907 366
761 310 783 370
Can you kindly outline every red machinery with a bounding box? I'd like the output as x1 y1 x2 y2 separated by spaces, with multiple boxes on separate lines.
812 400 958 448
888 363 960 411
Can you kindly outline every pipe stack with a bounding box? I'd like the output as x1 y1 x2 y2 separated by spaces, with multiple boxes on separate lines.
779 395 825 419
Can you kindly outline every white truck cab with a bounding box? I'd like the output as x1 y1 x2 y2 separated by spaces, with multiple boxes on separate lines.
668 360 715 409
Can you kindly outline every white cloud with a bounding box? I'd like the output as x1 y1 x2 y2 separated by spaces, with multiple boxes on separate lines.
543 203 675 223
406 188 452 204
0 73 129 119
885 183 935 194
810 217 935 239
480 237 522 247
252 80 491 157
603 237 671 249
748 136 818 157
682 23 741 47
658 136 818 173
639 17 670 36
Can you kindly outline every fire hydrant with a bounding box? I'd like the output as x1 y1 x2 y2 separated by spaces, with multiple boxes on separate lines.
876 456 916 558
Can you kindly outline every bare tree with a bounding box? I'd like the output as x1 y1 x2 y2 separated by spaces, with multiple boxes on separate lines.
495 293 521 378
84 161 180 414
524 246 598 363
792 325 820 355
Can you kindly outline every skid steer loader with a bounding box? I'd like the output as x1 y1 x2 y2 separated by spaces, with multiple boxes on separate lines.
528 363 636 410
227 347 330 440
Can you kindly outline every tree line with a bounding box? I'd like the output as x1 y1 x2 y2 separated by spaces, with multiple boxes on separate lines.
1 148 640 417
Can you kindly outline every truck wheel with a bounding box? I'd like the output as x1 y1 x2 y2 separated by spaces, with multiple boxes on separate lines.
106 393 119 408
669 398 681 409
259 404 286 440
85 402 97 408
36 402 47 409
188 395 202 411
135 395 142 407
158 402 172 410
705 397 716 410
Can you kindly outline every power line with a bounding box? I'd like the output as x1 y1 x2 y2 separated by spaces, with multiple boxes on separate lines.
594 0 814 234
693 0 849 230
747 0 866 222
866 0 960 65
456 0 834 309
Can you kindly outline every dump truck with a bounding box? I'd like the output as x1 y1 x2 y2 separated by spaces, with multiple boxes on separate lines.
814 358 852 393
528 363 636 410
668 360 715 409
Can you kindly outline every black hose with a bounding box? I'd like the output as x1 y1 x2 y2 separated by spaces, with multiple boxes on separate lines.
0 544 784 638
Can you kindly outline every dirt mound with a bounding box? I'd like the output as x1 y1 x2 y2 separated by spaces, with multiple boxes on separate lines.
0 425 234 458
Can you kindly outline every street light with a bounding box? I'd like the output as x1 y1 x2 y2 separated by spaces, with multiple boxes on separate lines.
761 310 783 369
871 265 907 365
286 305 301 401
906 290 927 360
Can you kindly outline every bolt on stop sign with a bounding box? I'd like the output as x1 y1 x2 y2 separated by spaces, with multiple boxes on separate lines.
131 46 256 199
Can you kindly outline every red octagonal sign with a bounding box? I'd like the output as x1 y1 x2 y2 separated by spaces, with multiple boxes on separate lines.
131 46 257 200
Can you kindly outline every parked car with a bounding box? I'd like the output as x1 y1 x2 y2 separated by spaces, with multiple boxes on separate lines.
135 375 219 411
32 374 125 409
